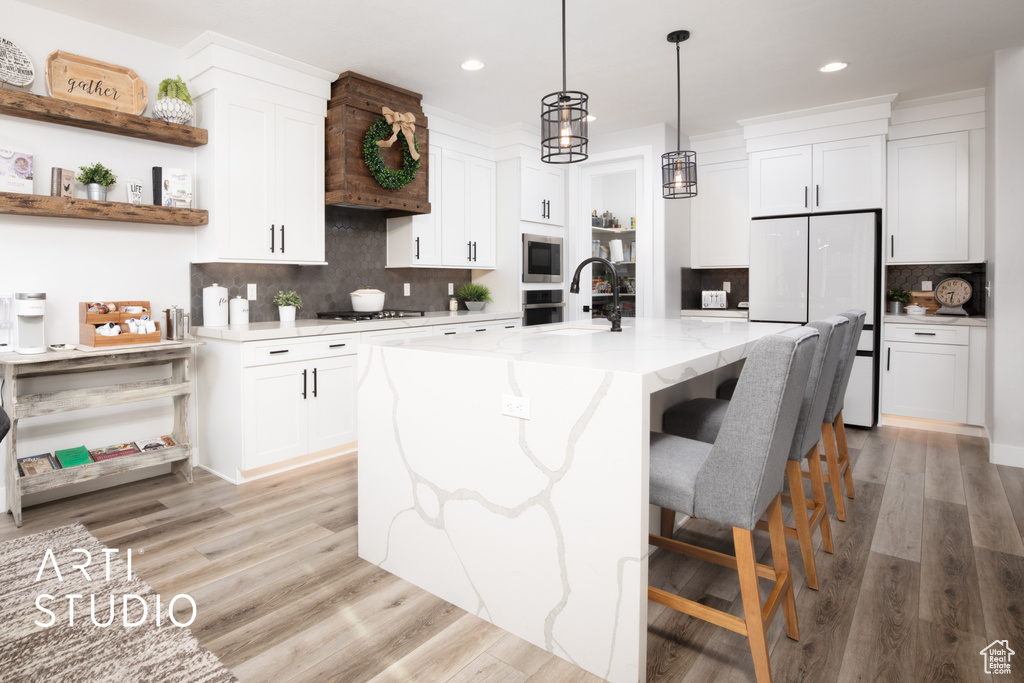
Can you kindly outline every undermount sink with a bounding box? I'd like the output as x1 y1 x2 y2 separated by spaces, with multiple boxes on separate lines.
537 327 606 336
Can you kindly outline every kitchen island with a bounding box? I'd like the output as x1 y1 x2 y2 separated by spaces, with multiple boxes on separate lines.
357 317 794 683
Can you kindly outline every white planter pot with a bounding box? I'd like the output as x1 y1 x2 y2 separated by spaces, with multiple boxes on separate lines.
154 97 194 125
278 306 296 322
465 301 486 311
86 183 107 201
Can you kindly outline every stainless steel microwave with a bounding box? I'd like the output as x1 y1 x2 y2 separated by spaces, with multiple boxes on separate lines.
523 233 563 283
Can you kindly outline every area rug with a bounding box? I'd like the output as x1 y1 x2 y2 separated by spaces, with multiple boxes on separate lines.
0 524 235 682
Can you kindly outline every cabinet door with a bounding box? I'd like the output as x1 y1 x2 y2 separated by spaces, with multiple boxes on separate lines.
749 146 812 216
413 148 442 265
812 137 883 212
468 156 496 268
882 341 969 422
222 94 275 259
243 362 308 470
308 355 358 453
521 160 565 225
887 132 969 263
691 160 749 267
275 105 325 263
440 149 471 265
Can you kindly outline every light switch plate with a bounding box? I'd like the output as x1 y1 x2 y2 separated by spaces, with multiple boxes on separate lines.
723 281 731 293
403 283 411 296
247 284 257 300
921 280 933 291
448 283 454 295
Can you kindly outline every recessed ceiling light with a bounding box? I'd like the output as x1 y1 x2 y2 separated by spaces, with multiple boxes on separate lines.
586 114 597 122
819 61 848 73
461 60 485 71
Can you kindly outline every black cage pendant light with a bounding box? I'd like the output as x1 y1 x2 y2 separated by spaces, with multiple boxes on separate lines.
662 30 697 198
540 0 588 163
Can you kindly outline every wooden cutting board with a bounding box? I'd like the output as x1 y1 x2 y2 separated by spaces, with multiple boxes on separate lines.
45 51 147 115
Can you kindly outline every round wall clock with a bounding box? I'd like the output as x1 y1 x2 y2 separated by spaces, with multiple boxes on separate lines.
0 37 34 87
934 276 972 316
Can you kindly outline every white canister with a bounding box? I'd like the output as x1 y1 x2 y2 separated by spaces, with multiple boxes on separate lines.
229 296 249 325
609 239 624 263
203 283 229 326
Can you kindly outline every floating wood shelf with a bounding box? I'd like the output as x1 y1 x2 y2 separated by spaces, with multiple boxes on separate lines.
0 192 208 226
0 88 207 147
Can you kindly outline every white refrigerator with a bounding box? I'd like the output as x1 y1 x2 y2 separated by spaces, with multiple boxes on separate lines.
748 210 881 427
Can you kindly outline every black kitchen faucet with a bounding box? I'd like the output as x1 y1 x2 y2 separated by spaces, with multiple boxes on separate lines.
569 257 622 332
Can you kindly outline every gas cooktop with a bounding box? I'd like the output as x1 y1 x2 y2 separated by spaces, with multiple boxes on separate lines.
317 309 426 321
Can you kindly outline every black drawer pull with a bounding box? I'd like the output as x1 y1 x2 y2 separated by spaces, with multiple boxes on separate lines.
886 347 890 371
329 343 347 348
270 349 289 355
444 331 457 335
914 332 937 336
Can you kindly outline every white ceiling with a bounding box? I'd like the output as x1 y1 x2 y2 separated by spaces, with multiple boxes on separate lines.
20 0 1024 137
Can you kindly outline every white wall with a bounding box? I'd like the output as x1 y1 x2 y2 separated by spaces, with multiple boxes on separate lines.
1 0 198 510
986 47 1024 467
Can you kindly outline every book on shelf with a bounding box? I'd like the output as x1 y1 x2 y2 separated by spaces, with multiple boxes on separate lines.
135 435 176 452
0 148 33 194
49 167 74 198
88 442 141 462
55 445 93 468
17 453 60 477
152 167 192 208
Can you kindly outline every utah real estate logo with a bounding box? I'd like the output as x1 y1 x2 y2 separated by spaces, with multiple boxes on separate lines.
980 640 1015 675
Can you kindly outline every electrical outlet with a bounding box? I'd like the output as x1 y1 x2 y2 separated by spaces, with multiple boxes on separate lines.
448 283 454 295
501 394 531 420
921 280 933 291
403 283 411 296
723 281 731 293
247 284 257 300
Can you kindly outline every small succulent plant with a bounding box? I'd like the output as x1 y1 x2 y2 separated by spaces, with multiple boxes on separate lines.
157 75 193 106
75 162 117 186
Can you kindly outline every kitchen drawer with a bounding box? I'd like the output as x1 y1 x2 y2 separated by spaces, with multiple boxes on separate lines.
361 327 435 343
884 323 968 345
434 324 461 336
461 320 521 334
243 333 359 367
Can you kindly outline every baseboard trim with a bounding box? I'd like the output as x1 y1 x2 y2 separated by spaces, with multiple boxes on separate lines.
990 441 1024 469
879 414 986 437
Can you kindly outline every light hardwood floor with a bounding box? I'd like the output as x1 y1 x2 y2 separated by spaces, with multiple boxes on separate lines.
3 426 1021 682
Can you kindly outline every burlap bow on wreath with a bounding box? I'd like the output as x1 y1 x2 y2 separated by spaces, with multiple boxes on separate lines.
363 106 422 190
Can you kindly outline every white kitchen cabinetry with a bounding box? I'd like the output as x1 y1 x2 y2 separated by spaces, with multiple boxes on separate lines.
361 327 436 343
886 132 969 263
749 137 883 216
189 38 331 264
690 160 749 267
387 147 495 269
461 320 521 333
882 323 977 423
199 333 358 482
521 159 565 226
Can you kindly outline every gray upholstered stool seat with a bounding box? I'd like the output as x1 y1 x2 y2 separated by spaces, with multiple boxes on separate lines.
0 406 9 443
648 327 818 683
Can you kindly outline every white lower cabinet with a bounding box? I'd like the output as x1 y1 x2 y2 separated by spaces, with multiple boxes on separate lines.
461 320 521 333
881 323 979 424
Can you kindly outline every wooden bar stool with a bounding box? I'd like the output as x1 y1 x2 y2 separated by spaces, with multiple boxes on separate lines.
649 327 818 683
814 309 865 521
661 317 848 590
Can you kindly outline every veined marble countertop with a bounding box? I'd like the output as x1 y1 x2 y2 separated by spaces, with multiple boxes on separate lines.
193 309 523 342
883 313 987 327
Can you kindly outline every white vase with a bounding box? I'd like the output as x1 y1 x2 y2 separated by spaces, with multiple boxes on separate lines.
278 306 296 322
86 183 107 201
154 97 194 125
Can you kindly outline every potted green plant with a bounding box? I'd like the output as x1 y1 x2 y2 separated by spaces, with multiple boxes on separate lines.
273 290 303 322
887 285 912 315
154 75 194 125
75 162 117 201
456 283 492 311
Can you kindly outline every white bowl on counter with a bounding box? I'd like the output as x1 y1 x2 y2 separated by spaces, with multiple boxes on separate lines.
905 304 927 315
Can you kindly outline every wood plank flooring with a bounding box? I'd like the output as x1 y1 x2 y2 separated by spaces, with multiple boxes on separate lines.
2 425 1021 682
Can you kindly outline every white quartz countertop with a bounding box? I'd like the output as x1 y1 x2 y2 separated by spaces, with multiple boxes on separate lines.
193 309 523 342
679 308 748 319
374 317 794 386
883 313 987 327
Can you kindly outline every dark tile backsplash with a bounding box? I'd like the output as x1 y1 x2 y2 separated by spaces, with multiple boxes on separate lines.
680 268 750 310
887 262 987 316
191 207 473 324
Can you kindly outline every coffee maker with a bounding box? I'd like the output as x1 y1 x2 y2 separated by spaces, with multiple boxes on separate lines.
14 292 46 354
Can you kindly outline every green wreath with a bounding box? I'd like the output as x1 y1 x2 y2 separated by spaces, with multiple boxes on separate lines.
363 117 421 190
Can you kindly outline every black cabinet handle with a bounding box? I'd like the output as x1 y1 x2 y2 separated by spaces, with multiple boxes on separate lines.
541 199 546 219
415 236 420 260
468 241 472 261
329 343 347 348
472 241 478 261
302 368 307 399
891 235 894 258
280 225 285 253
312 367 318 397
815 185 820 207
444 331 457 335
886 347 890 371
270 224 275 253
270 349 289 355
804 187 808 208
914 332 937 336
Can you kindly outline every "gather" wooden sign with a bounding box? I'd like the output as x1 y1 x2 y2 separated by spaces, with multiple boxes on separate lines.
45 51 147 115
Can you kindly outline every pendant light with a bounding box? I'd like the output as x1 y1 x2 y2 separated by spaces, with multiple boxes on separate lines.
540 0 588 163
662 30 697 198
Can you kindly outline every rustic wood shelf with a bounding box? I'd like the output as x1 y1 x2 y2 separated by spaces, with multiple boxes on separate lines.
0 192 208 226
18 445 193 496
0 88 208 147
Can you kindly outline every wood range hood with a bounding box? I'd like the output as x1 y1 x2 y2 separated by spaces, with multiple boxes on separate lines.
325 72 430 217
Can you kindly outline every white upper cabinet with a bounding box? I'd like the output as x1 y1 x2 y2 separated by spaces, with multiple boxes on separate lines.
188 34 332 264
749 137 883 216
887 132 969 263
520 159 565 226
691 160 749 267
386 148 440 266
